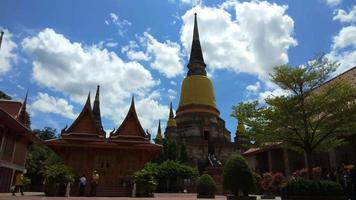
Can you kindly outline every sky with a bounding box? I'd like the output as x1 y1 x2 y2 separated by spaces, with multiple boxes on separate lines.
1 0 356 139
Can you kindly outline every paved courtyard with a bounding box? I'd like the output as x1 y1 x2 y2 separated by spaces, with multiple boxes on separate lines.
0 193 281 200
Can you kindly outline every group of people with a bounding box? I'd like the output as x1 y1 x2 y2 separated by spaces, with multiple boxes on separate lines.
322 166 356 200
78 170 100 196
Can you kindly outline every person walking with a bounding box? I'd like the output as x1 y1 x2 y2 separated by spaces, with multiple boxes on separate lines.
79 174 86 196
12 173 24 196
350 167 356 200
90 170 99 196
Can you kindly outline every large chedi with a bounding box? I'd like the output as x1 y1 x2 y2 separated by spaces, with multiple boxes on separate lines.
165 14 237 170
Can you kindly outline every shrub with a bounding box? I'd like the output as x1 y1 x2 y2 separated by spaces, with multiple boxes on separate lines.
223 154 255 196
155 160 198 192
282 179 344 196
197 174 217 198
43 164 74 196
22 176 31 185
133 168 157 197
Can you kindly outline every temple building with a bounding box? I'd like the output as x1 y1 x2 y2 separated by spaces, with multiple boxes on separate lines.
0 94 40 192
243 66 356 176
164 14 237 171
46 86 161 196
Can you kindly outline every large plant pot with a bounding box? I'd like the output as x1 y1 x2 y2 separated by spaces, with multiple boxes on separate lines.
282 196 347 200
197 194 215 198
226 195 257 200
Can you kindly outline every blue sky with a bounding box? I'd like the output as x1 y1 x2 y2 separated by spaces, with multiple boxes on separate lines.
1 0 355 139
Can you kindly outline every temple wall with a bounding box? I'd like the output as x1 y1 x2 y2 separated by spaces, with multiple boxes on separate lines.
61 148 149 186
13 139 28 166
174 113 237 170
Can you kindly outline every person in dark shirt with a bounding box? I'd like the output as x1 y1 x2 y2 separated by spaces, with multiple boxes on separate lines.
350 167 356 200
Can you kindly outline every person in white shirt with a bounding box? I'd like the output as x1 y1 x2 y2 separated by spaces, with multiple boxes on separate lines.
79 174 86 196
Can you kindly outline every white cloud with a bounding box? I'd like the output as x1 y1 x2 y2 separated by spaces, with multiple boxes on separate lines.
122 33 184 78
180 1 297 82
180 0 201 6
106 13 131 36
0 28 17 75
22 28 168 133
258 88 289 103
246 81 261 94
327 25 356 74
144 32 184 78
105 42 118 48
126 50 150 61
170 80 177 85
333 6 356 23
324 0 342 7
30 92 76 119
110 13 119 22
332 26 356 49
167 89 177 100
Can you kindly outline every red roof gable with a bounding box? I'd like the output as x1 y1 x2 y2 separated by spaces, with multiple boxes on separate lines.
0 100 22 118
62 93 105 138
110 97 148 141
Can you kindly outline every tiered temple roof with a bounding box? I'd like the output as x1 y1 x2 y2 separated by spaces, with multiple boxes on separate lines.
0 94 40 143
47 86 159 151
110 96 150 141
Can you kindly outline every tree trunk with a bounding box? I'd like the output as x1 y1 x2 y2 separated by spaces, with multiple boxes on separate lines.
304 150 313 179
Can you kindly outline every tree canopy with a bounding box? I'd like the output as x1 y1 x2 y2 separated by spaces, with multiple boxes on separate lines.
26 128 62 188
232 56 356 177
0 90 11 100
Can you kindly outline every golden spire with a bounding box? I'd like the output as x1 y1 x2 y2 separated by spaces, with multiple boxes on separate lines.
154 120 163 144
167 102 177 127
177 13 218 117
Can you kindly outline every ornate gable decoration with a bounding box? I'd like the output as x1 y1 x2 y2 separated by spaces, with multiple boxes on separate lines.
62 93 105 138
110 97 148 141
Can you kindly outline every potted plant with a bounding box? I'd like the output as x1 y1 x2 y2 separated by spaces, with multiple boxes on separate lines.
197 174 217 198
281 179 346 200
43 164 74 196
223 154 256 200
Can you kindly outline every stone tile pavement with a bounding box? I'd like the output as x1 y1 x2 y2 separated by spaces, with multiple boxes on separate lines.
0 193 281 200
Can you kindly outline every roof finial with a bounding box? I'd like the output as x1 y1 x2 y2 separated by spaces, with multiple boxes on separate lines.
131 94 135 106
85 92 91 107
169 102 174 119
17 89 29 127
0 31 4 49
23 89 29 105
187 13 206 76
93 85 103 128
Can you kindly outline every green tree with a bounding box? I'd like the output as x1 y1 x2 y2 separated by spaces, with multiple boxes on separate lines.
166 139 179 160
232 56 356 178
179 144 188 163
223 154 255 196
0 90 11 100
26 128 62 188
197 174 217 198
33 127 57 140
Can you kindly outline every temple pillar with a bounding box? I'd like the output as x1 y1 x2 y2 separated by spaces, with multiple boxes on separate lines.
268 151 272 172
328 149 337 168
0 128 8 159
11 137 17 163
283 149 290 177
0 134 5 159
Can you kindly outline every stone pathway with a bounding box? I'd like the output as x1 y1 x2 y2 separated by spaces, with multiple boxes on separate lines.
0 192 281 200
